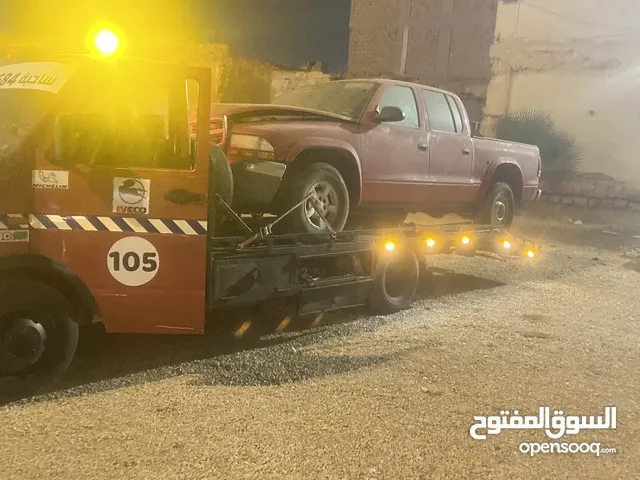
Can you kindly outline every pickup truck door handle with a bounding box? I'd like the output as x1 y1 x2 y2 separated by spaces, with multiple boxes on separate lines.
461 148 471 155
418 143 429 152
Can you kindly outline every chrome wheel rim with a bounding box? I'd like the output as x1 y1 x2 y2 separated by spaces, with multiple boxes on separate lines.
305 181 340 230
495 200 507 223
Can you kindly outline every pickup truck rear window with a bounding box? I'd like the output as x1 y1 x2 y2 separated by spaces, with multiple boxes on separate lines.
422 90 456 134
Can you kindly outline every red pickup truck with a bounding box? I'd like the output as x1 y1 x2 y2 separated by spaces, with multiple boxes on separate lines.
206 79 541 233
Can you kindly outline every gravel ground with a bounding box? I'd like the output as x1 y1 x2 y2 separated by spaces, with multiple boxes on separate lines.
1 218 639 479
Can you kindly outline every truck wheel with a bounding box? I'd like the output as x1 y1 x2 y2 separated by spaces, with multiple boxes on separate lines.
210 146 234 205
284 163 350 234
475 181 515 228
369 248 420 315
0 280 79 404
209 146 234 230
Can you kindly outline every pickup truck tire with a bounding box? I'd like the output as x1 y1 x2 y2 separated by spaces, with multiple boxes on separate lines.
476 181 515 228
210 146 234 205
209 146 234 230
0 280 79 404
369 247 420 315
284 162 350 234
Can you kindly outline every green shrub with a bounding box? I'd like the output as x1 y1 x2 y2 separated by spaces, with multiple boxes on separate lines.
495 109 581 182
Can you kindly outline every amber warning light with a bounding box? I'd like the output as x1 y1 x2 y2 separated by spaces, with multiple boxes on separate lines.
87 25 125 57
94 29 120 56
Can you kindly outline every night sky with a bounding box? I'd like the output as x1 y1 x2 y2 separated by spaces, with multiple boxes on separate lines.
0 0 353 72
190 0 352 72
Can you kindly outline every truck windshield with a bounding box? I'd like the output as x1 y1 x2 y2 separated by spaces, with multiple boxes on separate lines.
0 61 76 159
0 89 55 159
273 81 378 120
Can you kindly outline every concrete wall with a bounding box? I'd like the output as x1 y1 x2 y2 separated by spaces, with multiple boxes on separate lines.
483 0 640 188
348 0 498 122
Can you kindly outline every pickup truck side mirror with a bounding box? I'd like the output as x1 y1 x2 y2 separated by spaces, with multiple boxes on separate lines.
374 106 405 123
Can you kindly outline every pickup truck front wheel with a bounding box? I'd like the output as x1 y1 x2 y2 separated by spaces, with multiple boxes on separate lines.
284 163 350 234
476 181 515 228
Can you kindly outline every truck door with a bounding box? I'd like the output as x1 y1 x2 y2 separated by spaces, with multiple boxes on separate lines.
31 60 212 334
420 89 477 203
359 83 430 204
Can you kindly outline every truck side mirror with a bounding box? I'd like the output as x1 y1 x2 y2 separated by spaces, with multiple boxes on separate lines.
374 106 405 123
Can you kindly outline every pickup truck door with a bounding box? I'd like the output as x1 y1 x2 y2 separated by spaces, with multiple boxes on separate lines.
359 83 430 204
420 89 478 203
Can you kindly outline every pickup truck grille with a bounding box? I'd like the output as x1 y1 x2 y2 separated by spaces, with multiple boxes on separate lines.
208 118 225 146
189 117 226 147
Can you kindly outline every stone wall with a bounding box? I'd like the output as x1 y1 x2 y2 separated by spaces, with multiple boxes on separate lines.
271 68 332 100
2 38 336 106
348 0 498 123
179 43 276 104
541 174 640 213
482 0 640 190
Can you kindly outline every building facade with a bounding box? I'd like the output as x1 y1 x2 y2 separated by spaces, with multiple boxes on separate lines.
347 0 499 124
482 0 640 192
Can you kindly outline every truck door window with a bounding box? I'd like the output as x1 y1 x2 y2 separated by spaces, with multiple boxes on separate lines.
446 95 464 133
422 90 456 134
377 85 419 128
76 69 194 171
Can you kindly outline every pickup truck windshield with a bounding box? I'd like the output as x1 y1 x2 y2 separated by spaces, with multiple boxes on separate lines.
273 81 378 120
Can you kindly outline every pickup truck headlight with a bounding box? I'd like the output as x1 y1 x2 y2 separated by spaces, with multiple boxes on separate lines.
228 134 275 161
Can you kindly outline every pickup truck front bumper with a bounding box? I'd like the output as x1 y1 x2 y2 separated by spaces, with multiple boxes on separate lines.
231 159 287 211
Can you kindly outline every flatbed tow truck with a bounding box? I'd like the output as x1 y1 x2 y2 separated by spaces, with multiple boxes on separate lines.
0 27 539 403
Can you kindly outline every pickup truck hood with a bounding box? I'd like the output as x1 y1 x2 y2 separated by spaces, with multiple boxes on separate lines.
208 104 355 123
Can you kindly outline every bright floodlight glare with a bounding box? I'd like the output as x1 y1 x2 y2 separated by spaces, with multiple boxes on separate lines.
527 250 535 258
503 241 511 249
94 29 120 56
461 236 470 245
385 242 396 251
426 238 436 248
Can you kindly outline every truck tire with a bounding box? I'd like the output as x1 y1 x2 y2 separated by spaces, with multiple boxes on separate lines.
0 280 79 404
284 162 350 234
210 146 234 205
209 146 234 230
369 248 420 315
475 181 515 228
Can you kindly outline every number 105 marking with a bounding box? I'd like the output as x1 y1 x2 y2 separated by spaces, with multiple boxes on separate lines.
108 251 158 272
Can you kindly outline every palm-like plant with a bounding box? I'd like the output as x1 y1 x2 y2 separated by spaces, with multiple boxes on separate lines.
495 108 581 183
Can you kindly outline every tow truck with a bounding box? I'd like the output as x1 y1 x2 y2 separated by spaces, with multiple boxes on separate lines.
0 27 539 403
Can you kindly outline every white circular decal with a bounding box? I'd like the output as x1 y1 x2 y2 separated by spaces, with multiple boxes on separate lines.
107 237 160 287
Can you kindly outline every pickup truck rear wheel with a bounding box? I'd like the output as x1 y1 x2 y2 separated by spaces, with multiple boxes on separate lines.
284 163 350 234
476 182 515 228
